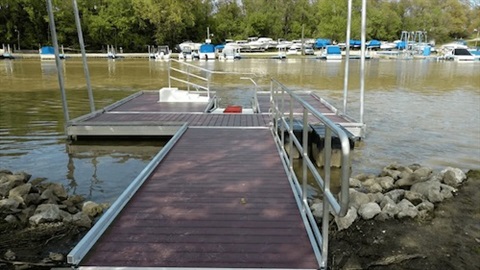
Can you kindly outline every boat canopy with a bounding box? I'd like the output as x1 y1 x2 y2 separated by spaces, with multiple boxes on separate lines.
326 46 341 54
367 40 381 48
200 43 215 53
315 38 331 49
40 46 55 54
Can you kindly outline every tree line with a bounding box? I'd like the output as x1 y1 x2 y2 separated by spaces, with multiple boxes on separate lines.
1 0 479 52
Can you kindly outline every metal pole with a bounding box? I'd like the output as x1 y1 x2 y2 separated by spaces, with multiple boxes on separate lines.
359 0 367 124
46 0 70 124
343 0 352 115
72 0 95 112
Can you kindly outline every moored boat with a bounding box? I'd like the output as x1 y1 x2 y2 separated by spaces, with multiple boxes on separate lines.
317 45 342 61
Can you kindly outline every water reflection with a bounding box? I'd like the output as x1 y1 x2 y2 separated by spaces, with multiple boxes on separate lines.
63 140 165 202
40 61 59 77
107 59 116 76
0 59 14 76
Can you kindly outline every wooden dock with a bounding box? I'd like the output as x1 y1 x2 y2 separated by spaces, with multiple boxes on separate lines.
67 86 360 269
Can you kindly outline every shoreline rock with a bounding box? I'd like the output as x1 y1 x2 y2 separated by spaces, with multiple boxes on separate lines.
0 169 107 269
311 164 470 230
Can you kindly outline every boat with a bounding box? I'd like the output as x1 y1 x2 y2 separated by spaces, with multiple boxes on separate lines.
177 41 201 52
178 46 199 61
106 45 117 59
443 48 476 62
154 46 171 61
314 38 331 49
273 45 287 59
1 44 14 59
218 43 241 60
286 46 301 55
40 46 66 60
317 45 342 61
199 42 215 61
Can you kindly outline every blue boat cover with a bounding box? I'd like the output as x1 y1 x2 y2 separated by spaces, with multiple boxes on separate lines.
41 46 55 54
327 46 341 54
315 38 331 49
200 44 215 53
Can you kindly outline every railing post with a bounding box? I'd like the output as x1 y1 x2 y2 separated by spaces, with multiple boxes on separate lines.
302 108 308 208
72 0 95 113
46 0 69 127
168 60 171 89
343 0 352 115
288 90 294 174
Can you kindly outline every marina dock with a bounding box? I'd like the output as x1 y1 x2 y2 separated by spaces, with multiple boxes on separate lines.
66 60 363 269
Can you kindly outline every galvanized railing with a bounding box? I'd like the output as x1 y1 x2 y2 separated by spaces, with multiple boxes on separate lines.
168 59 261 112
270 79 351 270
168 59 213 99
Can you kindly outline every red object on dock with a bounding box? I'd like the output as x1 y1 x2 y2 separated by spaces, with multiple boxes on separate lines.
223 105 242 113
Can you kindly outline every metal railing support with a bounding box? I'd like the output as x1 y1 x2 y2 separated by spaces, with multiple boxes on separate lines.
360 0 367 124
72 0 95 113
343 0 352 115
46 0 69 124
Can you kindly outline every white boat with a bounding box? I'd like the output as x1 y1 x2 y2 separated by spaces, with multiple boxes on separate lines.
440 41 468 53
247 37 273 51
178 41 201 52
40 46 66 60
199 40 215 61
444 48 476 62
318 45 342 61
218 44 241 60
154 46 171 61
178 46 199 61
286 47 300 55
274 45 288 59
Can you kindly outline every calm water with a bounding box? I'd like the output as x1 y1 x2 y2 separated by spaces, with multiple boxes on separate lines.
0 58 479 203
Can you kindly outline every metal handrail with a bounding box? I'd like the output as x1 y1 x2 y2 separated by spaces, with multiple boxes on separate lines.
270 79 351 269
168 59 261 107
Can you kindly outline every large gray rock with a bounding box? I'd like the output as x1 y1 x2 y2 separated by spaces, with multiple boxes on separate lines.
381 168 402 180
410 180 455 203
397 199 418 218
335 207 358 230
82 201 103 218
411 166 432 181
384 189 405 203
40 188 59 203
8 183 32 200
379 200 399 220
47 183 68 199
0 174 27 197
29 204 62 224
71 211 92 228
358 202 381 220
0 198 20 212
375 176 394 191
404 190 425 205
349 189 370 209
441 167 466 187
416 200 434 212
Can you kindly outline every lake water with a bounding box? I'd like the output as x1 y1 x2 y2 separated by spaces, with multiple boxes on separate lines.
0 57 479 203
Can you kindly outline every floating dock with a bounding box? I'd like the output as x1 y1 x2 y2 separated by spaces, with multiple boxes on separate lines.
66 61 363 269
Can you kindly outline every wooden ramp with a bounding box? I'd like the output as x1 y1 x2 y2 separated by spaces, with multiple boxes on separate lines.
75 127 320 269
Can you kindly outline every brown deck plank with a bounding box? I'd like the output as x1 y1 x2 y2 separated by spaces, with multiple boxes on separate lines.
81 128 318 269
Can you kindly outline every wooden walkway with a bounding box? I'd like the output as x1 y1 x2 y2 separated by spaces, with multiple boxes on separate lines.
68 89 360 269
77 128 319 268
